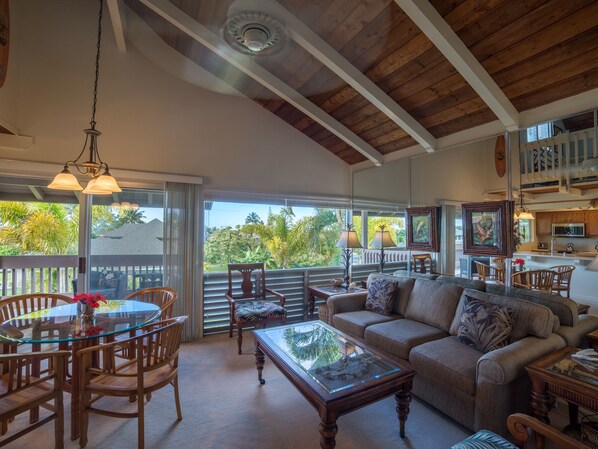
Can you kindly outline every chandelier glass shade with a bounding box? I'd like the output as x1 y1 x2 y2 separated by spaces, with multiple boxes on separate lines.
48 0 121 195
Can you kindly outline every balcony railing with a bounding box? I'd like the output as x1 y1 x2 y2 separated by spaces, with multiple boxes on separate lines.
0 254 163 297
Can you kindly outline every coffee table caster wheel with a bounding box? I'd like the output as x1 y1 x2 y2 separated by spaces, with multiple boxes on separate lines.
259 379 266 385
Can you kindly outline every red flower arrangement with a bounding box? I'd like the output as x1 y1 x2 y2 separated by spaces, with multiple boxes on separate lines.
513 258 525 270
72 293 107 309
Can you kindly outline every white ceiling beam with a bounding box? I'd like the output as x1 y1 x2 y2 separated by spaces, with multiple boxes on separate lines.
0 133 34 151
267 1 437 153
28 185 45 201
138 0 384 166
107 0 127 51
395 0 520 132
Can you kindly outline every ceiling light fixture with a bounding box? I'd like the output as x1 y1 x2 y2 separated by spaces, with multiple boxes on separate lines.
48 0 121 195
224 11 284 55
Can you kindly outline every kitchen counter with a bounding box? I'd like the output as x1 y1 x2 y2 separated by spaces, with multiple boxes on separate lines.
514 251 598 261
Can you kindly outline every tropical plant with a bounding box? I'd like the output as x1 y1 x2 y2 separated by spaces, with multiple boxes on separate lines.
245 212 263 225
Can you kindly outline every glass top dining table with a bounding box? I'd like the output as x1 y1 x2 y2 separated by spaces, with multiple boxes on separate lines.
0 299 161 344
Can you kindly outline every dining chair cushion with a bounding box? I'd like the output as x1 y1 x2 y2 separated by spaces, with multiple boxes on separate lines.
234 300 287 322
365 276 397 316
457 296 516 353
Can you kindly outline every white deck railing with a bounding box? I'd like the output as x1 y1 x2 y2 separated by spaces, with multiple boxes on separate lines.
520 129 596 185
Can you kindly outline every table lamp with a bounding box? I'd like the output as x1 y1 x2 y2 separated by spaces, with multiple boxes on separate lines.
336 225 362 287
370 224 396 273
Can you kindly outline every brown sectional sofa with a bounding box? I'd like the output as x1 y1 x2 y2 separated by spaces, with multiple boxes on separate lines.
326 272 598 437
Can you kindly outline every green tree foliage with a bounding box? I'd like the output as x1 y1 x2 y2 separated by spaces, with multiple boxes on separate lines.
204 207 344 271
0 202 78 255
352 215 406 246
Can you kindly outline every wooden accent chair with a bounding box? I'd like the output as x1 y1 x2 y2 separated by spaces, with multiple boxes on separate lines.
412 253 433 273
512 269 555 292
78 316 187 449
549 265 575 298
474 262 505 284
226 263 287 354
452 413 586 448
125 287 177 319
492 257 506 270
0 350 69 448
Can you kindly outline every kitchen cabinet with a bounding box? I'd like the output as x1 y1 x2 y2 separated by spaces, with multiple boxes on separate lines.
567 211 586 223
587 211 598 236
552 211 569 224
535 212 553 236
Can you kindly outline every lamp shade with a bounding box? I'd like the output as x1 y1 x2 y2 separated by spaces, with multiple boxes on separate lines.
370 229 396 249
82 178 112 195
514 210 534 220
47 169 83 191
336 230 362 249
93 171 122 193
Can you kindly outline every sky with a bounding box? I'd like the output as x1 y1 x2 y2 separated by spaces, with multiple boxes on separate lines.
140 202 318 228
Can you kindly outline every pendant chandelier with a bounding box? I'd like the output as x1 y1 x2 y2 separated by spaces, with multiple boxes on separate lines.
48 0 121 195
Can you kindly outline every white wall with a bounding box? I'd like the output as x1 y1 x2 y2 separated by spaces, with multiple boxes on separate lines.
0 0 351 198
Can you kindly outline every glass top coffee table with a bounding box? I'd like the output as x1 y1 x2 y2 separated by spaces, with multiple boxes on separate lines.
253 321 415 449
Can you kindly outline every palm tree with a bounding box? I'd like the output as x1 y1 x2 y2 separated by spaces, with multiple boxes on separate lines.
0 202 78 254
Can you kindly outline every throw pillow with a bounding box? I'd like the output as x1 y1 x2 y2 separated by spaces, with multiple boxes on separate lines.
365 277 397 316
457 296 516 353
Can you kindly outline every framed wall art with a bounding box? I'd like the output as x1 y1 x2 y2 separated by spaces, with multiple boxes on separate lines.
462 201 513 257
406 206 440 252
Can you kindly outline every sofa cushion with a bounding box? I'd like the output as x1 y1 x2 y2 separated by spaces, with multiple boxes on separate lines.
450 289 554 341
404 279 463 332
437 275 486 292
367 273 416 316
332 310 398 339
486 284 578 327
393 270 439 281
365 276 397 316
364 319 448 360
410 336 483 396
457 296 516 353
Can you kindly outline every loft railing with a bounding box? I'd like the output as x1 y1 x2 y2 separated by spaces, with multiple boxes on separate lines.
0 254 163 297
520 129 596 185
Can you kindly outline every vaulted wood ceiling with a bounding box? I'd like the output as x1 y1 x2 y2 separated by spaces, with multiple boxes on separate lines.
122 0 598 165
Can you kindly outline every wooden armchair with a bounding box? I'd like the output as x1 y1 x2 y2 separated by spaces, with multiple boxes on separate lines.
77 316 187 449
512 269 555 292
549 265 575 298
412 253 433 273
125 287 177 319
474 261 505 284
226 263 287 354
0 350 69 448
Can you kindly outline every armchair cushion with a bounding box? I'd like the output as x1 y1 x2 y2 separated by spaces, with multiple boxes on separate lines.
234 300 286 322
365 276 397 316
450 429 516 449
457 297 516 353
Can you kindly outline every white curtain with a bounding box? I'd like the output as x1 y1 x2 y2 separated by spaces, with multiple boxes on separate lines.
163 182 203 341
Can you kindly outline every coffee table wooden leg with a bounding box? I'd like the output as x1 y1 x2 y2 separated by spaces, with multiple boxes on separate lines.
396 380 412 438
529 376 551 425
319 413 338 449
255 345 265 385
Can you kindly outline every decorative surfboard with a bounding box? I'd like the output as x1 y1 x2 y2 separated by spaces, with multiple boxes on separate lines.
495 135 506 178
0 0 8 87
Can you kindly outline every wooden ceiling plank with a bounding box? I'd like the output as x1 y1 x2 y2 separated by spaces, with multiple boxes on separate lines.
107 0 127 51
395 0 519 131
138 0 384 165
268 2 437 152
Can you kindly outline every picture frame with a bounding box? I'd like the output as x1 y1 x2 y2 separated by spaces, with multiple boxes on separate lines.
462 200 513 257
406 206 440 252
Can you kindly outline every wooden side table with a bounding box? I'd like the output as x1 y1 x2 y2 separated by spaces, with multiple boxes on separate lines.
307 285 366 321
526 347 598 448
587 330 598 352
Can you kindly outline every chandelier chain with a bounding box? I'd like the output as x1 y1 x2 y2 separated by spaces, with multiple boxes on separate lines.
90 0 103 128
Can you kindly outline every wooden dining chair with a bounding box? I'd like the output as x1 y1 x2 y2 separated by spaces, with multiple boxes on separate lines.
412 253 433 273
512 270 555 292
492 257 506 270
549 265 575 298
474 261 504 284
77 316 187 449
0 350 69 448
125 287 177 319
226 263 287 355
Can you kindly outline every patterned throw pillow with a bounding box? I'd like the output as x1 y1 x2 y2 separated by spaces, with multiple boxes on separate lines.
457 296 516 353
365 277 397 316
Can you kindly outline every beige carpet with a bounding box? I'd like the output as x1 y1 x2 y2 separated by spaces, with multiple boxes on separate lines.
3 334 568 449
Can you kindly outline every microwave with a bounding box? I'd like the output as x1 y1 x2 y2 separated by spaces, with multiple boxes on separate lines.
552 223 586 237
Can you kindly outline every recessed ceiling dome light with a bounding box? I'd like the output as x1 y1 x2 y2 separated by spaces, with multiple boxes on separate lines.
225 11 285 55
